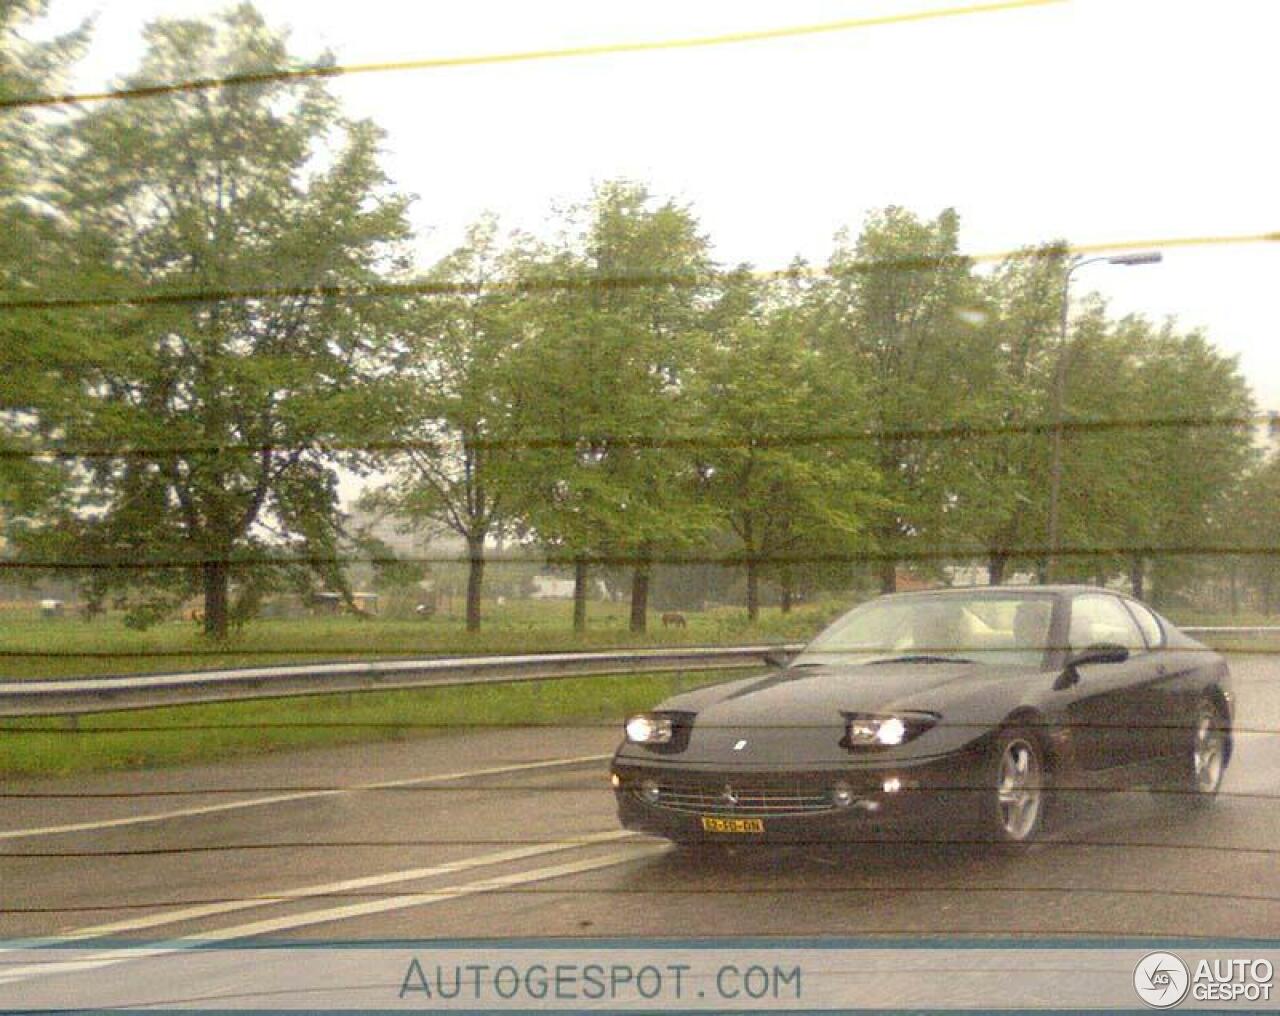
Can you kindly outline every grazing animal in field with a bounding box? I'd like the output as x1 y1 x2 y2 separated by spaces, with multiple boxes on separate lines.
660 611 687 628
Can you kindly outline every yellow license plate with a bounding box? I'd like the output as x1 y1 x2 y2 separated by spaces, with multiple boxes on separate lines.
701 816 764 834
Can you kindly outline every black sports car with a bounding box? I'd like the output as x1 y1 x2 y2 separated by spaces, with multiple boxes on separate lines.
612 586 1233 845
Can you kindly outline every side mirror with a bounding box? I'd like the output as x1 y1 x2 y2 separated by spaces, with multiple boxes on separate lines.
1068 643 1130 668
1054 642 1130 690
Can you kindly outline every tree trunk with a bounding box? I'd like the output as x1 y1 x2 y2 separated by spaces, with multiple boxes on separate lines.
629 548 650 634
878 557 897 594
988 551 1007 586
465 537 485 633
746 557 760 623
572 556 588 633
780 566 793 614
202 557 229 639
1228 558 1239 617
1129 554 1145 601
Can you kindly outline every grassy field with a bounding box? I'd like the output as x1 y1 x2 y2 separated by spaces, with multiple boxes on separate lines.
0 597 849 681
0 599 804 778
0 668 738 779
2 595 1274 780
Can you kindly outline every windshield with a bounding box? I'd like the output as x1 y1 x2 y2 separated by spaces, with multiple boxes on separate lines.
796 593 1056 668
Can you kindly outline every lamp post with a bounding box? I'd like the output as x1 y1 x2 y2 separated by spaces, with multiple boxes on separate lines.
1043 250 1162 582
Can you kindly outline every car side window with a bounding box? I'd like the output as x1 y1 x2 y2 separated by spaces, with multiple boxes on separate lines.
1123 600 1165 650
1067 594 1146 654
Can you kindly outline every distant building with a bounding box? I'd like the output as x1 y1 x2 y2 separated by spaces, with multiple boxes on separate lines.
944 565 1037 587
528 575 610 600
308 591 380 614
530 575 576 599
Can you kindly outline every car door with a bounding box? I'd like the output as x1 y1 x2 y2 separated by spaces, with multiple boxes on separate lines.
1121 597 1189 762
1058 593 1161 771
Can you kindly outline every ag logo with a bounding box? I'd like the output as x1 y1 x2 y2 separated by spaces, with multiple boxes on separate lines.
1134 952 1190 1008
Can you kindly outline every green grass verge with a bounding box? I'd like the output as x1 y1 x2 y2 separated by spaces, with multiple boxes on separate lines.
0 599 845 681
0 668 741 780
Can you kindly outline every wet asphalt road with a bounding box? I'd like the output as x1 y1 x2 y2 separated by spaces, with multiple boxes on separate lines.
2 654 1279 944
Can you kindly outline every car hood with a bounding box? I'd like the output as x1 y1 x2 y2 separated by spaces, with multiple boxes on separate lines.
619 662 1044 766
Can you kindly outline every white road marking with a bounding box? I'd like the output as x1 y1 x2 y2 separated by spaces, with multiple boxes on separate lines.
0 842 665 986
0 752 613 841
27 830 636 943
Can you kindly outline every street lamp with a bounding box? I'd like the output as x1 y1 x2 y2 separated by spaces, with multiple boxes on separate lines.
1043 250 1163 582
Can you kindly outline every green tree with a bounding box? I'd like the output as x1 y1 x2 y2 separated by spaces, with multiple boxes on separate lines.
509 182 714 632
1038 306 1255 601
953 244 1066 584
1235 451 1280 613
363 217 527 632
48 4 413 637
0 0 87 523
1041 299 1146 585
696 268 880 621
1122 322 1256 604
814 207 982 591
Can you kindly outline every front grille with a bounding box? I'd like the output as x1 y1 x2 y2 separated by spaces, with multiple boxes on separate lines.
637 781 836 816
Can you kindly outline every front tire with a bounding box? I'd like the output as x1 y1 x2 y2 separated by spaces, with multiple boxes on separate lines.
983 728 1048 845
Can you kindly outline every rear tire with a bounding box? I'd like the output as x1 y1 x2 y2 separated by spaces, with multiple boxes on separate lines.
1164 699 1228 808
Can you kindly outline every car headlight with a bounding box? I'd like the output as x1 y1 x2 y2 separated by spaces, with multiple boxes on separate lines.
625 713 674 745
843 712 938 749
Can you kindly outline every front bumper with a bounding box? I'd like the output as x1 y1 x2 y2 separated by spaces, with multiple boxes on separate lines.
611 747 989 843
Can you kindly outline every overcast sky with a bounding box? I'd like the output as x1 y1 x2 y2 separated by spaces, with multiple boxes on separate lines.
40 0 1280 412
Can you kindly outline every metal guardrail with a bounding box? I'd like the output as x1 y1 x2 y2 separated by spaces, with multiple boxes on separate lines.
0 645 804 718
0 627 1275 719
1182 626 1280 634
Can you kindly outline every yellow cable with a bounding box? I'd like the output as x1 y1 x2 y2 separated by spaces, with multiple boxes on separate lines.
751 229 1280 282
1 229 1276 311
1 0 1064 111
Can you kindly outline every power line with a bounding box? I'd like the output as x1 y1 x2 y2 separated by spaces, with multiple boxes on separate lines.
0 647 752 660
2 777 1279 795
6 882 1280 915
6 833 1280 858
3 721 1279 738
0 0 1061 113
0 411 1270 462
5 544 1280 571
0 645 1262 670
1 229 1276 313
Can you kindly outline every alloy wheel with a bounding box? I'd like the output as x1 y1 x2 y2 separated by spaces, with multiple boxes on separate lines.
1193 709 1226 795
996 737 1043 841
